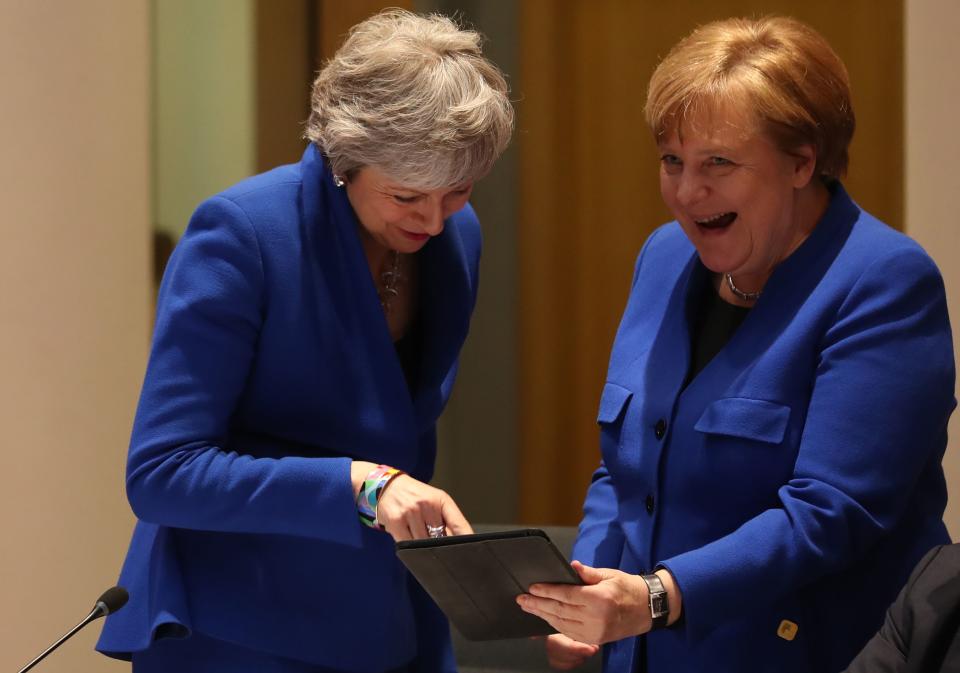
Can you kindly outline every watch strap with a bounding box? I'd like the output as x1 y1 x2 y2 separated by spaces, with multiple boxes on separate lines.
640 573 669 630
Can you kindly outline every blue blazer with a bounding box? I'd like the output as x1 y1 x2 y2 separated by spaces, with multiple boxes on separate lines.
97 145 481 672
572 185 955 673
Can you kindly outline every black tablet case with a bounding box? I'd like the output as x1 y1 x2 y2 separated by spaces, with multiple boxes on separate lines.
396 529 582 641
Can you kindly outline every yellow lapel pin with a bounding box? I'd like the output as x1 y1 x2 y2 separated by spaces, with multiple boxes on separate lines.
777 619 799 641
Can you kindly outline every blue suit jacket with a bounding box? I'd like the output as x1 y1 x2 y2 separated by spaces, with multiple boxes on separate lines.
97 145 481 672
573 185 955 673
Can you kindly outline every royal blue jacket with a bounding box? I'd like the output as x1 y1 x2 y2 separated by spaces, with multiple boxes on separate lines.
96 144 481 672
573 185 955 673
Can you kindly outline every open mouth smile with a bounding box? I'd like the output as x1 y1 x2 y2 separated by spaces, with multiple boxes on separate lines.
695 212 738 230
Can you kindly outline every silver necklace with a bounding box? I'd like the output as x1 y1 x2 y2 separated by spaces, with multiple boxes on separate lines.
724 273 761 302
378 250 403 313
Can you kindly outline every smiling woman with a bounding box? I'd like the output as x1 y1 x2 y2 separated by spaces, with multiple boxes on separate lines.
520 16 955 673
646 16 854 307
343 166 476 340
95 8 514 673
344 167 474 254
655 105 828 305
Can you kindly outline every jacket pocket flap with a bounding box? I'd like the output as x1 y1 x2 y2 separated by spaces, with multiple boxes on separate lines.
694 397 790 444
596 382 633 424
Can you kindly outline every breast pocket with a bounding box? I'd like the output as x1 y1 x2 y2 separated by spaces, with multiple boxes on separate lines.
596 382 633 461
692 397 795 511
694 397 791 445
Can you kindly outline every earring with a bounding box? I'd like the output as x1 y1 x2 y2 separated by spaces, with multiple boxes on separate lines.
332 174 345 187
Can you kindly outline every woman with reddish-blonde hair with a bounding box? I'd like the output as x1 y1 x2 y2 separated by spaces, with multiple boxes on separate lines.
520 16 954 673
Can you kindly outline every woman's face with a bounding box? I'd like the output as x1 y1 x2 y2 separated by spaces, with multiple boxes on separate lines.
657 107 818 289
345 166 473 254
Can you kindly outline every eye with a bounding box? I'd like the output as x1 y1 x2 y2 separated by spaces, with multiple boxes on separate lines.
707 156 733 167
660 154 682 173
392 194 420 204
441 186 473 207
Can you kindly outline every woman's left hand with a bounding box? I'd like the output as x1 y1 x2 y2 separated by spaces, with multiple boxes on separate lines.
516 561 654 645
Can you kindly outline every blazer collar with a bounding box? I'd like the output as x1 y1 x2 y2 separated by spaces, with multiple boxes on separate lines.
299 144 473 423
644 182 860 401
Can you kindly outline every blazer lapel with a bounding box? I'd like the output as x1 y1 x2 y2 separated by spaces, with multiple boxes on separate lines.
412 215 472 423
639 250 700 406
300 144 475 438
299 145 419 456
681 181 858 401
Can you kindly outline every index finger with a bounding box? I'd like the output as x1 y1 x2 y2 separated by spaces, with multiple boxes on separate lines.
439 497 473 535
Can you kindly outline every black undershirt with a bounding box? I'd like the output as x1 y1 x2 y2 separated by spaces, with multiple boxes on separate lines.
394 316 422 393
686 276 752 386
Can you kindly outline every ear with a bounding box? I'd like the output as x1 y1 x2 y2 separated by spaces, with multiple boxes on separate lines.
790 144 818 188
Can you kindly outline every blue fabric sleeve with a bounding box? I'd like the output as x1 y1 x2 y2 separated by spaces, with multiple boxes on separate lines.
572 462 625 568
125 196 362 547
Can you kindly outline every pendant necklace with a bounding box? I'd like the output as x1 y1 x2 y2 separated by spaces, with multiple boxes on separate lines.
379 250 403 313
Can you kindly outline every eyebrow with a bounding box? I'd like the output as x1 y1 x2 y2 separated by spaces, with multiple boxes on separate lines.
657 142 739 156
383 183 471 194
381 183 423 194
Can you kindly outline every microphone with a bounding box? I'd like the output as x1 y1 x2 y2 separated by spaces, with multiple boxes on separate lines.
18 586 128 673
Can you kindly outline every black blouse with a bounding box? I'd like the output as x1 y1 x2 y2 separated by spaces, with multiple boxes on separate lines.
686 276 752 385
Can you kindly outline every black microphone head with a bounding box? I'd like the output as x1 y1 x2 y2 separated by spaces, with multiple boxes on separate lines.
95 586 129 616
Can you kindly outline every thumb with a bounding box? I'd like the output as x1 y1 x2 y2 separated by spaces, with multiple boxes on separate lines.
571 560 611 585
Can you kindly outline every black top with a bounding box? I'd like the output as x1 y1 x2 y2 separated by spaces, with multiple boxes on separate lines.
394 315 422 393
686 275 751 385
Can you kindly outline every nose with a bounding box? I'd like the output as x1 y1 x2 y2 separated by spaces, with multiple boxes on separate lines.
420 200 445 236
675 170 708 208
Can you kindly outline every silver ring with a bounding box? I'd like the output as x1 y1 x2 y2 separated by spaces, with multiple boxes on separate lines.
427 524 446 538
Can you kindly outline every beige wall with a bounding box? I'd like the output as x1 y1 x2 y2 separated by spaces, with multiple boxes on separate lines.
0 2 150 670
905 0 960 538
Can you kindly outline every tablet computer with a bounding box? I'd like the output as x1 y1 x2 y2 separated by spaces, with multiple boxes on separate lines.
396 528 582 641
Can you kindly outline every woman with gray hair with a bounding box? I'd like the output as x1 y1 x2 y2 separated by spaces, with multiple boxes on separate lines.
96 9 513 672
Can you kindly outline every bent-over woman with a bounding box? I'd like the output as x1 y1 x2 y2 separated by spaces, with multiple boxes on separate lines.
97 10 514 672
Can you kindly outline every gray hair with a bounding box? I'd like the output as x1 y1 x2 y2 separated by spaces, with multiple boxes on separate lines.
305 9 514 189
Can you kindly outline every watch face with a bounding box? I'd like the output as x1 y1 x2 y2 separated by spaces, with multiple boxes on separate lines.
650 593 668 618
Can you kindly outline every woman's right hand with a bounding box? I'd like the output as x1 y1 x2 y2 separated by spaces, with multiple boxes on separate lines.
545 633 599 670
351 461 472 541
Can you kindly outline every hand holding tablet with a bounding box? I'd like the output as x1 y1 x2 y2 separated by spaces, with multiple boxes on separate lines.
396 529 582 641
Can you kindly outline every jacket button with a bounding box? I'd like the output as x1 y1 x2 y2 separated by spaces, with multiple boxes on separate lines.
654 418 667 439
645 494 655 514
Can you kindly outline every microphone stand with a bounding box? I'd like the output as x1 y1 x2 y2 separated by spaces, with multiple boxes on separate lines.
18 603 106 673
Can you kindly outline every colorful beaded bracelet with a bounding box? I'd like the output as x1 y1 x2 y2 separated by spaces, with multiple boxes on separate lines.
357 464 404 530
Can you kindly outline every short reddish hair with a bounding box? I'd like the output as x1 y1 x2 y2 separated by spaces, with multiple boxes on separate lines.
645 16 855 179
